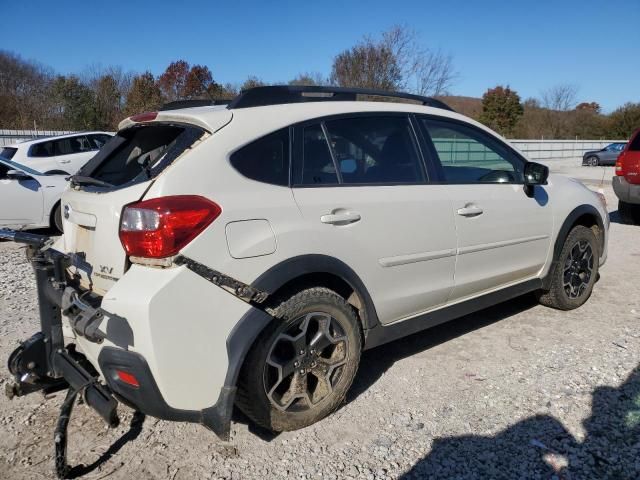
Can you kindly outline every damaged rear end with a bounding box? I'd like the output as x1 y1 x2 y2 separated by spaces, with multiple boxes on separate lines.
2 105 271 477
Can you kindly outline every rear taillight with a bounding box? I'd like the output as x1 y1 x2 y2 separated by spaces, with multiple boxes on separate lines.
119 195 221 259
615 151 626 175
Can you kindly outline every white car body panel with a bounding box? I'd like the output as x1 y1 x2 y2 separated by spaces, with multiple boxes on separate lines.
55 100 609 412
0 158 68 230
3 131 113 175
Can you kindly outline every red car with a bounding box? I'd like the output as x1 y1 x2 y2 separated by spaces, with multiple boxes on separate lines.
614 128 640 224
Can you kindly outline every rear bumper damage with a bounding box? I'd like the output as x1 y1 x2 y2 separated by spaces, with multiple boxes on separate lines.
1 228 239 441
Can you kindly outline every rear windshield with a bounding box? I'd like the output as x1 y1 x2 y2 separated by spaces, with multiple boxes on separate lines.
79 124 204 187
0 147 17 160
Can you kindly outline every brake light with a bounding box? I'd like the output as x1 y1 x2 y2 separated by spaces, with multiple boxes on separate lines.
615 151 626 175
129 111 158 123
119 195 221 258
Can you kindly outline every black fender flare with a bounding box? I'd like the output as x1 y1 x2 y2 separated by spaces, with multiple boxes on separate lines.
543 204 605 289
251 254 380 330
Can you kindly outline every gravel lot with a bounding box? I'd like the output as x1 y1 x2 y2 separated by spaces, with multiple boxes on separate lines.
1 162 639 479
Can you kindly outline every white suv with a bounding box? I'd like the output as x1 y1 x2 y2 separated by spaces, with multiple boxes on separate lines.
5 86 609 449
0 131 112 175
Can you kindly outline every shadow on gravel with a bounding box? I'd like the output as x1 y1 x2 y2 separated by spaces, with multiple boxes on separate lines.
64 411 146 479
401 364 640 479
347 294 539 405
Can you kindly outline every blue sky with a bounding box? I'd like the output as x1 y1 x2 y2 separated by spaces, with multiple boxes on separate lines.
3 0 638 111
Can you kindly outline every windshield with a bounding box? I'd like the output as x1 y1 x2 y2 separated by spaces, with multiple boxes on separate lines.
0 156 44 176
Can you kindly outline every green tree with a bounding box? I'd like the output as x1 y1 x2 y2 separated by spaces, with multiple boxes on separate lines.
124 72 163 117
607 103 640 139
479 86 524 137
93 74 121 129
51 75 96 129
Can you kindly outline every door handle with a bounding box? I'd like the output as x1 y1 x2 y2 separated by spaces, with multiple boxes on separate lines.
320 211 361 225
457 204 483 217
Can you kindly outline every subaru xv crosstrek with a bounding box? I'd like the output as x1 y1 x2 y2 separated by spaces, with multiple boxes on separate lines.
4 86 609 457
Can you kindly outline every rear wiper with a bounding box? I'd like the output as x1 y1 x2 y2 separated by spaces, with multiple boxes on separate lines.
69 175 114 188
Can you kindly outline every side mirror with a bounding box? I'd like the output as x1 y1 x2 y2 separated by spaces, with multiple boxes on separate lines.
6 169 32 181
524 162 549 186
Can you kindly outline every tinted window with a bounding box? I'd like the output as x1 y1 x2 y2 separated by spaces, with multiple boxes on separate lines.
55 136 92 155
88 134 112 150
292 124 338 186
0 162 8 178
324 116 424 184
629 135 640 152
0 147 17 160
230 128 289 186
30 141 55 157
422 119 524 183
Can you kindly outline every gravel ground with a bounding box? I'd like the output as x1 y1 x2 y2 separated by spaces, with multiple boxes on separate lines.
1 174 639 479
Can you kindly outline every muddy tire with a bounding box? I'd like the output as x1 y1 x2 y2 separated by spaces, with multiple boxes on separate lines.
537 225 599 310
236 287 361 432
618 200 640 225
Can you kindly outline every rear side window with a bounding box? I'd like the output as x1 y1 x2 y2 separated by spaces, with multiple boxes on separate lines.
324 116 424 184
54 136 92 155
82 124 203 187
230 128 289 186
30 141 55 157
0 147 17 160
630 133 640 151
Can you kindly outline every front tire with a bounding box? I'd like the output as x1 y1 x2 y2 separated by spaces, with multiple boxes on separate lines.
236 287 362 432
618 200 640 225
52 203 63 233
587 156 599 167
537 225 599 310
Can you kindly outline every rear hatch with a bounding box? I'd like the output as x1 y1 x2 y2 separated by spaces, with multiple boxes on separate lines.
61 110 231 295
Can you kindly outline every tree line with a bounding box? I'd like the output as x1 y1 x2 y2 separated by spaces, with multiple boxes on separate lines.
0 25 637 139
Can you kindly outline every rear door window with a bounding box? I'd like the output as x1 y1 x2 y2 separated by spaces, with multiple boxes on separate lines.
293 124 338 186
230 128 289 186
324 116 424 184
79 124 204 188
54 136 92 155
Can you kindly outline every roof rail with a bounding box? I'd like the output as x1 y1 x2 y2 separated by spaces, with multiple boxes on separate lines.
226 85 453 111
159 99 232 111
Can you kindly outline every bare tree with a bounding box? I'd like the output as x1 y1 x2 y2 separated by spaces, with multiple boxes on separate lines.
541 84 579 111
330 25 456 96
288 72 328 86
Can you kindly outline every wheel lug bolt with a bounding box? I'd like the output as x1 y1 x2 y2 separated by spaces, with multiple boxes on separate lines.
300 349 305 355
311 361 317 367
294 361 299 367
299 369 305 374
310 349 315 355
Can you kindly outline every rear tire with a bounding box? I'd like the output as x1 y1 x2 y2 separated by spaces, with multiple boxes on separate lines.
236 287 362 432
537 225 599 310
618 200 640 225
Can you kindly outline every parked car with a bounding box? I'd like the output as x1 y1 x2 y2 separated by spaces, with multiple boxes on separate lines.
0 156 67 232
5 86 609 449
0 131 113 175
613 128 640 224
582 142 626 166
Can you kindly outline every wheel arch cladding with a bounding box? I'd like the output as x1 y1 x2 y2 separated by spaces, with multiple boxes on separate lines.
251 254 380 331
544 204 604 289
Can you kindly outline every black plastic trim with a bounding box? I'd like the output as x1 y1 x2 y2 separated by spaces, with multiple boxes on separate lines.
364 278 542 350
227 85 453 111
98 347 234 440
251 254 380 330
542 204 605 290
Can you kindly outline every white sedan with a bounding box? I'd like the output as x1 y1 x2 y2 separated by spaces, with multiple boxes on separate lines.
0 157 68 232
